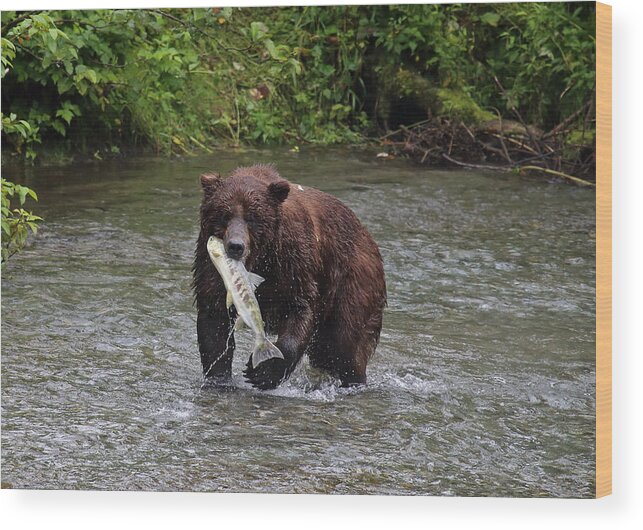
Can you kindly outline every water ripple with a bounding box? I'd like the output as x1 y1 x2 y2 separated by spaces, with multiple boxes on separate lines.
2 149 595 496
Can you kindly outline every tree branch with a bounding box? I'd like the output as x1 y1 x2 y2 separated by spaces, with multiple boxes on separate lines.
1 11 42 37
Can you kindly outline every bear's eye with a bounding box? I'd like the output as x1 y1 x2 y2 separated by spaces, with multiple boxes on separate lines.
216 212 232 227
245 213 258 226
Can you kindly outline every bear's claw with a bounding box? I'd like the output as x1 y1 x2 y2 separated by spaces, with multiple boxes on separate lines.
243 357 287 390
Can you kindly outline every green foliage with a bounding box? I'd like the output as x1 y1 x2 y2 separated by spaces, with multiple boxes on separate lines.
368 2 595 129
2 111 40 160
0 59 43 261
1 178 42 263
484 2 596 127
1 5 596 160
436 88 496 124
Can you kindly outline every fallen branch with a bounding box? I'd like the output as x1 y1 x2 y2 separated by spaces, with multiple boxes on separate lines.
517 166 596 187
379 119 431 141
492 74 542 154
441 153 509 172
382 104 595 185
441 156 595 187
542 99 593 140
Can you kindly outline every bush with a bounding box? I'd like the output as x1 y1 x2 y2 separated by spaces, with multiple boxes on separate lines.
1 5 596 161
1 178 42 263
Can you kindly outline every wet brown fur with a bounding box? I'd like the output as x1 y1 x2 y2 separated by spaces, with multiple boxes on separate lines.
193 164 386 389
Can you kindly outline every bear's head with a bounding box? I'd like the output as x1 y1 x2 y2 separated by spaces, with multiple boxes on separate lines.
199 171 290 265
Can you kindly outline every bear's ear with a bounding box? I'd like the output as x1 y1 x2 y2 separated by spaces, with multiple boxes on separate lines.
267 180 290 203
200 172 222 196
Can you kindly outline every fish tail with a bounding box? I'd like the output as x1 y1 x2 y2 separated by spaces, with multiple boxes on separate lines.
252 337 284 369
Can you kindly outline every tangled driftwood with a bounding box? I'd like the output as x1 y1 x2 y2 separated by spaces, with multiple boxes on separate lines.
381 89 596 188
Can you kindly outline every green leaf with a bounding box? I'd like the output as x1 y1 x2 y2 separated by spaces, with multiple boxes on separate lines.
47 35 58 54
57 76 74 94
51 120 67 136
56 108 74 125
32 14 48 27
480 12 501 27
17 187 28 205
264 39 280 60
250 21 269 41
77 79 88 96
289 58 302 75
85 69 98 84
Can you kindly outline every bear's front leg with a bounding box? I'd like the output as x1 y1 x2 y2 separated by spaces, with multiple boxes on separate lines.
243 304 314 390
197 307 235 382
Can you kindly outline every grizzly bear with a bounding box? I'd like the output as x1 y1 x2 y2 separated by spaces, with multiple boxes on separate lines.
192 164 386 389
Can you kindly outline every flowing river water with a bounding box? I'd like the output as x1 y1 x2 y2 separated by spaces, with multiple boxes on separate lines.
1 148 596 496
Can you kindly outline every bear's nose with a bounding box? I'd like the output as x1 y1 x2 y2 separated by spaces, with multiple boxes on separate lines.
226 240 245 260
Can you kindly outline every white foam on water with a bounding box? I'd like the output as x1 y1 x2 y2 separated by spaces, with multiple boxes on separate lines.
152 400 196 421
376 372 446 398
227 359 367 402
234 362 445 403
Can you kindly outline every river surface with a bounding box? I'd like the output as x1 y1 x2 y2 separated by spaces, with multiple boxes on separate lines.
1 148 596 496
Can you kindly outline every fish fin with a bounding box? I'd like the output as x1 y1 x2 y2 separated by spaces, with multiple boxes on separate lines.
226 291 233 310
248 272 265 291
251 338 284 369
234 317 245 331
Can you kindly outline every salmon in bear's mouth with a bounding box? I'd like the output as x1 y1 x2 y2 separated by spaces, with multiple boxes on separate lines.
206 235 283 369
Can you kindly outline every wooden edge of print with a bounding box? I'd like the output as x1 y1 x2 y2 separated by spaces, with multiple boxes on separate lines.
595 1 612 499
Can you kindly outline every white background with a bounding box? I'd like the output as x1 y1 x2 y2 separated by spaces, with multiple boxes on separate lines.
1 0 641 528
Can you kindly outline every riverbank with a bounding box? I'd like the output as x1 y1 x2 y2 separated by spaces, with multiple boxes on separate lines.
381 116 595 187
2 5 595 182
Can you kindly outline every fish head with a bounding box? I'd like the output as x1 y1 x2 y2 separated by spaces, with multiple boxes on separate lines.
206 236 225 259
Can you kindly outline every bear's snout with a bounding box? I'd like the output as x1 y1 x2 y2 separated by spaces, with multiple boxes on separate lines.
226 239 245 260
224 216 250 261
